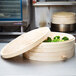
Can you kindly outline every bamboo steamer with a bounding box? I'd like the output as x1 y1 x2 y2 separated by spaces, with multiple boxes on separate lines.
23 32 75 61
52 12 76 24
1 27 75 61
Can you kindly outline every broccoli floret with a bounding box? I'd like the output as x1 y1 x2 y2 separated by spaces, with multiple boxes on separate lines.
54 36 60 40
62 36 69 41
52 36 60 42
43 37 52 42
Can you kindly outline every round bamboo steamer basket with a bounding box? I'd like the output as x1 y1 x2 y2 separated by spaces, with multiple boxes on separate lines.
23 32 75 61
52 12 76 24
52 17 75 24
23 49 74 61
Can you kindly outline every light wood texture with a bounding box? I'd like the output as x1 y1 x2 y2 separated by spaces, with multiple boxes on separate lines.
23 49 74 61
24 32 75 61
53 12 75 17
52 12 76 24
1 27 50 59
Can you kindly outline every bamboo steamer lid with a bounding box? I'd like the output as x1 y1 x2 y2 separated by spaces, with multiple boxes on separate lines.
52 12 76 24
1 27 50 59
53 12 75 18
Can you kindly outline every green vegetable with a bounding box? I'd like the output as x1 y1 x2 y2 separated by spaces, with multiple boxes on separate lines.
52 39 60 42
43 36 69 42
62 36 69 41
52 36 60 42
43 37 52 42
52 40 57 42
54 36 60 40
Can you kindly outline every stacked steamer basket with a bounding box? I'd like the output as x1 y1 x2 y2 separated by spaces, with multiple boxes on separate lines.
23 32 75 61
51 12 76 32
0 27 75 62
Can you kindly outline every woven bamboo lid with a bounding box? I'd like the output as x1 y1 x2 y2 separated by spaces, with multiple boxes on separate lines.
1 27 50 59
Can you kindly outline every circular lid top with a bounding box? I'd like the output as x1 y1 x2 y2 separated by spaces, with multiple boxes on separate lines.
53 12 75 18
1 27 50 59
